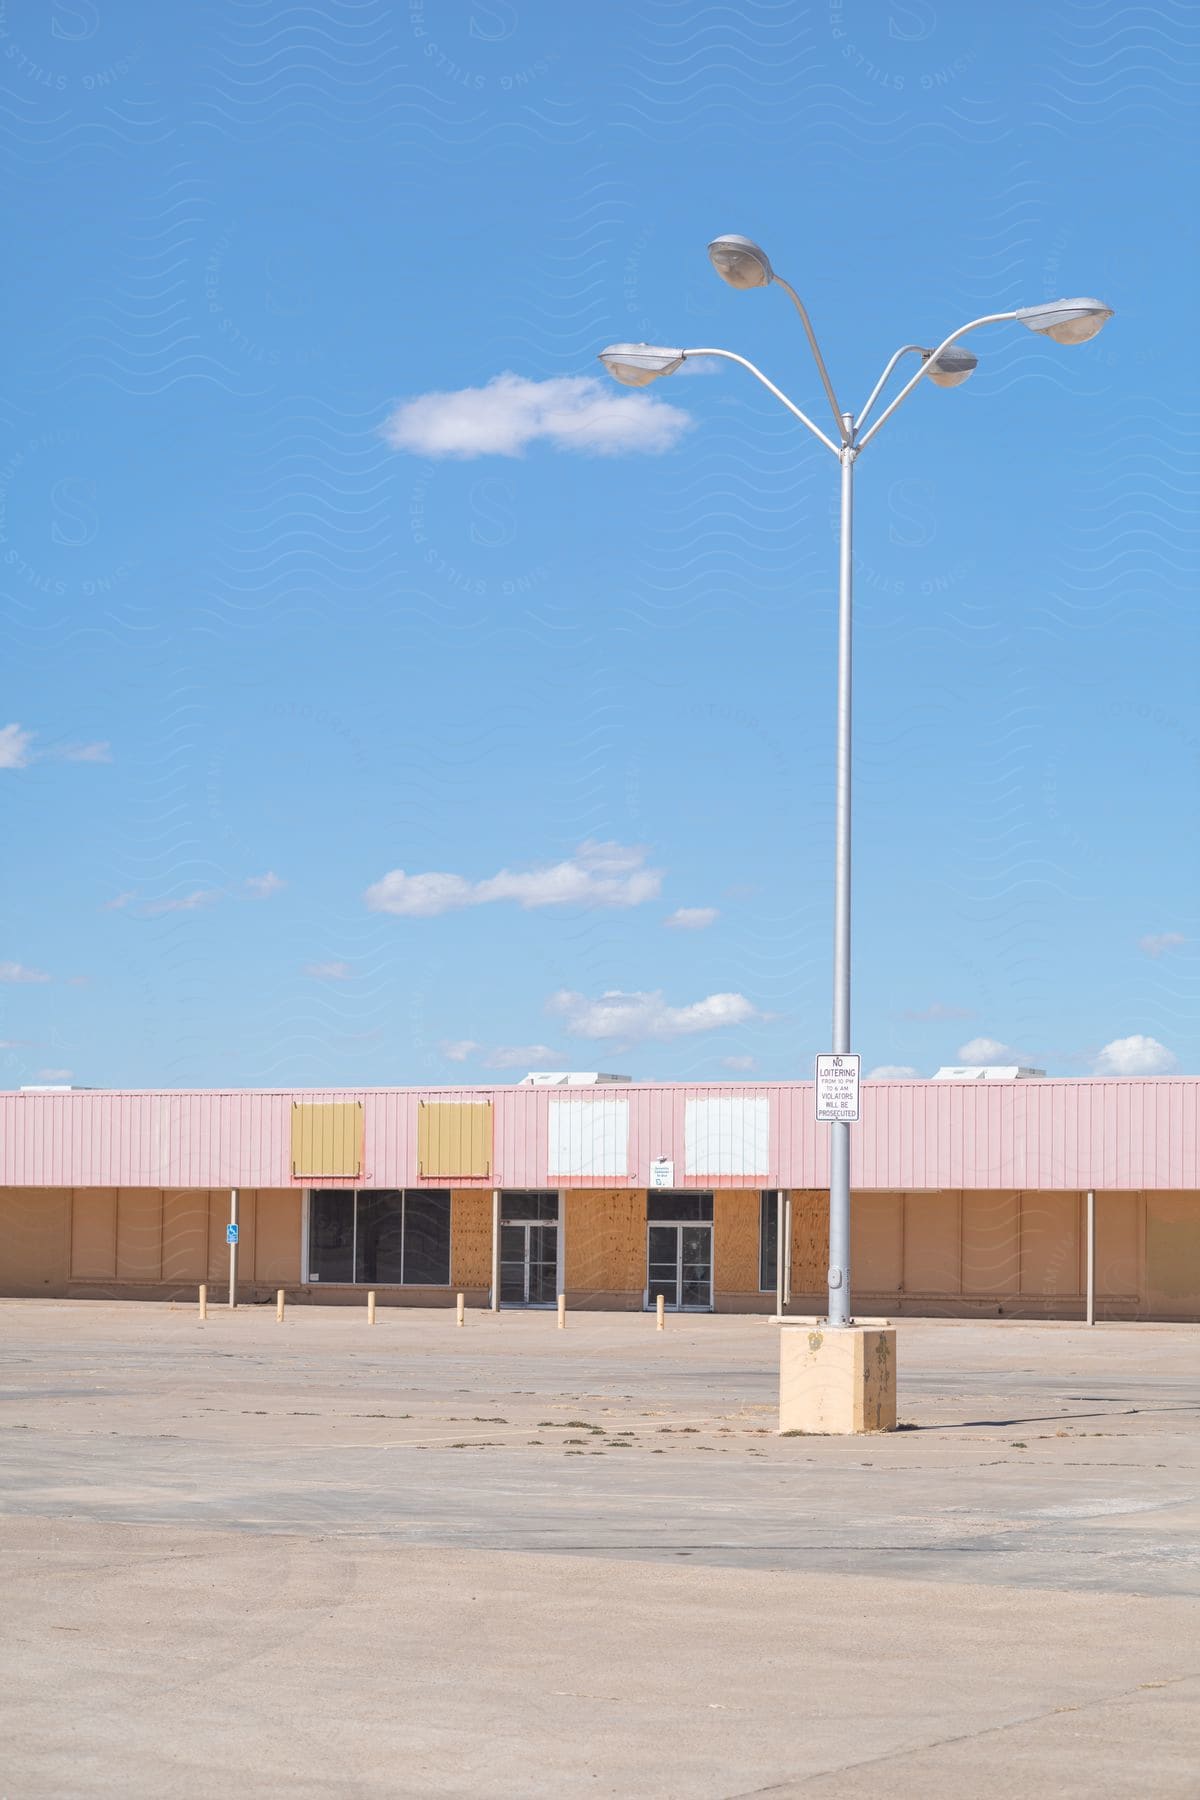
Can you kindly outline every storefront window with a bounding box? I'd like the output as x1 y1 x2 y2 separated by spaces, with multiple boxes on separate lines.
759 1191 778 1291
307 1190 450 1285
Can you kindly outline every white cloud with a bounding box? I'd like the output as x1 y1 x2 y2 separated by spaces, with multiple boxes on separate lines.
722 1054 757 1071
548 987 761 1043
867 1064 921 1080
304 960 352 981
141 890 223 917
0 724 34 769
60 741 112 763
1093 1035 1177 1076
957 1036 1020 1064
484 1043 559 1070
104 891 137 911
0 961 50 983
665 906 718 931
246 872 285 899
382 371 693 460
440 1039 481 1063
1139 933 1186 959
365 840 661 918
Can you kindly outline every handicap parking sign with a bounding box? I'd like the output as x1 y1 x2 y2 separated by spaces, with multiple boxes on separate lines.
226 1223 239 1245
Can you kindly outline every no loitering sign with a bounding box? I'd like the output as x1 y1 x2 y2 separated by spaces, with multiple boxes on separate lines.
815 1054 861 1123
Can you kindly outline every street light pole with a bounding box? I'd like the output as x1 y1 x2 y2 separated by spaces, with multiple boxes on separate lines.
829 415 855 1326
598 265 1112 1342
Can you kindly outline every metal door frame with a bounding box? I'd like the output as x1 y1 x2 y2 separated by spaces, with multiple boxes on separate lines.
644 1218 714 1313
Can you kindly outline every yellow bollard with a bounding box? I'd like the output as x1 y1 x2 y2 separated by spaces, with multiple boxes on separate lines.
557 1292 566 1329
656 1293 665 1331
276 1288 285 1323
367 1289 377 1326
456 1292 465 1328
198 1283 207 1321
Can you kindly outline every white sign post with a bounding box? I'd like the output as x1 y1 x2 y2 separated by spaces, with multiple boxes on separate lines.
815 1054 861 1124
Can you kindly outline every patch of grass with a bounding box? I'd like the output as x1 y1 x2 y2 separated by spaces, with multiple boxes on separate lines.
780 1428 808 1437
1011 1441 1028 1449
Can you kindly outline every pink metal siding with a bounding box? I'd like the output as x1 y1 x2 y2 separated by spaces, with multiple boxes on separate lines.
0 1080 1196 1192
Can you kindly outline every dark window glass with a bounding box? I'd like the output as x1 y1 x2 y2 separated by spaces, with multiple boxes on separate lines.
355 1191 405 1285
760 1191 779 1291
309 1190 353 1283
501 1191 558 1223
647 1193 713 1223
402 1190 451 1285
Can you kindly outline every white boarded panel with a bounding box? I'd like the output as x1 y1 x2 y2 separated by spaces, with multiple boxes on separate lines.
548 1100 628 1178
685 1096 770 1176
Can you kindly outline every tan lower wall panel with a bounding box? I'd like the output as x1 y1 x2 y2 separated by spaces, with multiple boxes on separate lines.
852 1192 902 1293
116 1189 163 1282
903 1192 960 1293
0 1189 71 1292
714 1190 761 1295
1146 1194 1200 1313
1097 1191 1140 1297
451 1189 494 1289
254 1191 301 1283
1020 1191 1080 1299
72 1188 118 1280
790 1192 829 1296
161 1192 210 1283
961 1190 1019 1295
565 1190 646 1298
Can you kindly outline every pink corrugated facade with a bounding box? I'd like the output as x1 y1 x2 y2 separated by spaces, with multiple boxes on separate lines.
1 1078 1196 1191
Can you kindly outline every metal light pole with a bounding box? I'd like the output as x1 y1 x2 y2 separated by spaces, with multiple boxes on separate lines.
601 252 1112 1330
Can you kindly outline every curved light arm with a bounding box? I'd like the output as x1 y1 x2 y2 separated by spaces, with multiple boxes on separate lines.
855 345 925 436
683 348 843 456
856 311 1017 450
773 275 849 443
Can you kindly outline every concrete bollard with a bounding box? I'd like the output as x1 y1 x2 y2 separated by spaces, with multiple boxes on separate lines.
656 1293 665 1331
456 1293 465 1328
198 1284 207 1321
367 1290 377 1326
276 1288 285 1323
557 1292 566 1329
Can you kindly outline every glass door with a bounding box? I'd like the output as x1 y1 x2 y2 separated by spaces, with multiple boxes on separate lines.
499 1192 560 1305
647 1224 680 1309
646 1220 713 1312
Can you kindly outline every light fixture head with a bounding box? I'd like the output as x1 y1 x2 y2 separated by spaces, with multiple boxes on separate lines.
707 234 774 290
1014 298 1113 345
922 345 978 388
597 344 686 387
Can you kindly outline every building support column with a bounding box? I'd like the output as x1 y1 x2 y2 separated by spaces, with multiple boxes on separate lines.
228 1188 239 1309
490 1188 500 1313
1086 1189 1096 1326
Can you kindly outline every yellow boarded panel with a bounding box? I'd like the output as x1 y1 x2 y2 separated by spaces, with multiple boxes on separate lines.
292 1103 363 1178
418 1102 492 1178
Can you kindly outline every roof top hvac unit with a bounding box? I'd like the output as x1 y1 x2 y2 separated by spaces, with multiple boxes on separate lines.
517 1071 632 1087
932 1066 1046 1081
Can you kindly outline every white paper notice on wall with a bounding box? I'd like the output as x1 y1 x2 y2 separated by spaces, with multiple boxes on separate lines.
684 1096 770 1176
548 1099 629 1178
815 1054 861 1123
649 1157 674 1188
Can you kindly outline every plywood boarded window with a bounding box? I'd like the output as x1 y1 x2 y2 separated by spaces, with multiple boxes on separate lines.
548 1100 628 1178
417 1102 492 1178
292 1102 363 1179
684 1096 769 1176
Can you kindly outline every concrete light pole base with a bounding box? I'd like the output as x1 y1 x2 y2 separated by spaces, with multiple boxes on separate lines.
779 1324 897 1435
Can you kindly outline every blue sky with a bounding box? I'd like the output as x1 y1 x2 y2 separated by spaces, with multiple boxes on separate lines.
1 0 1196 1090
